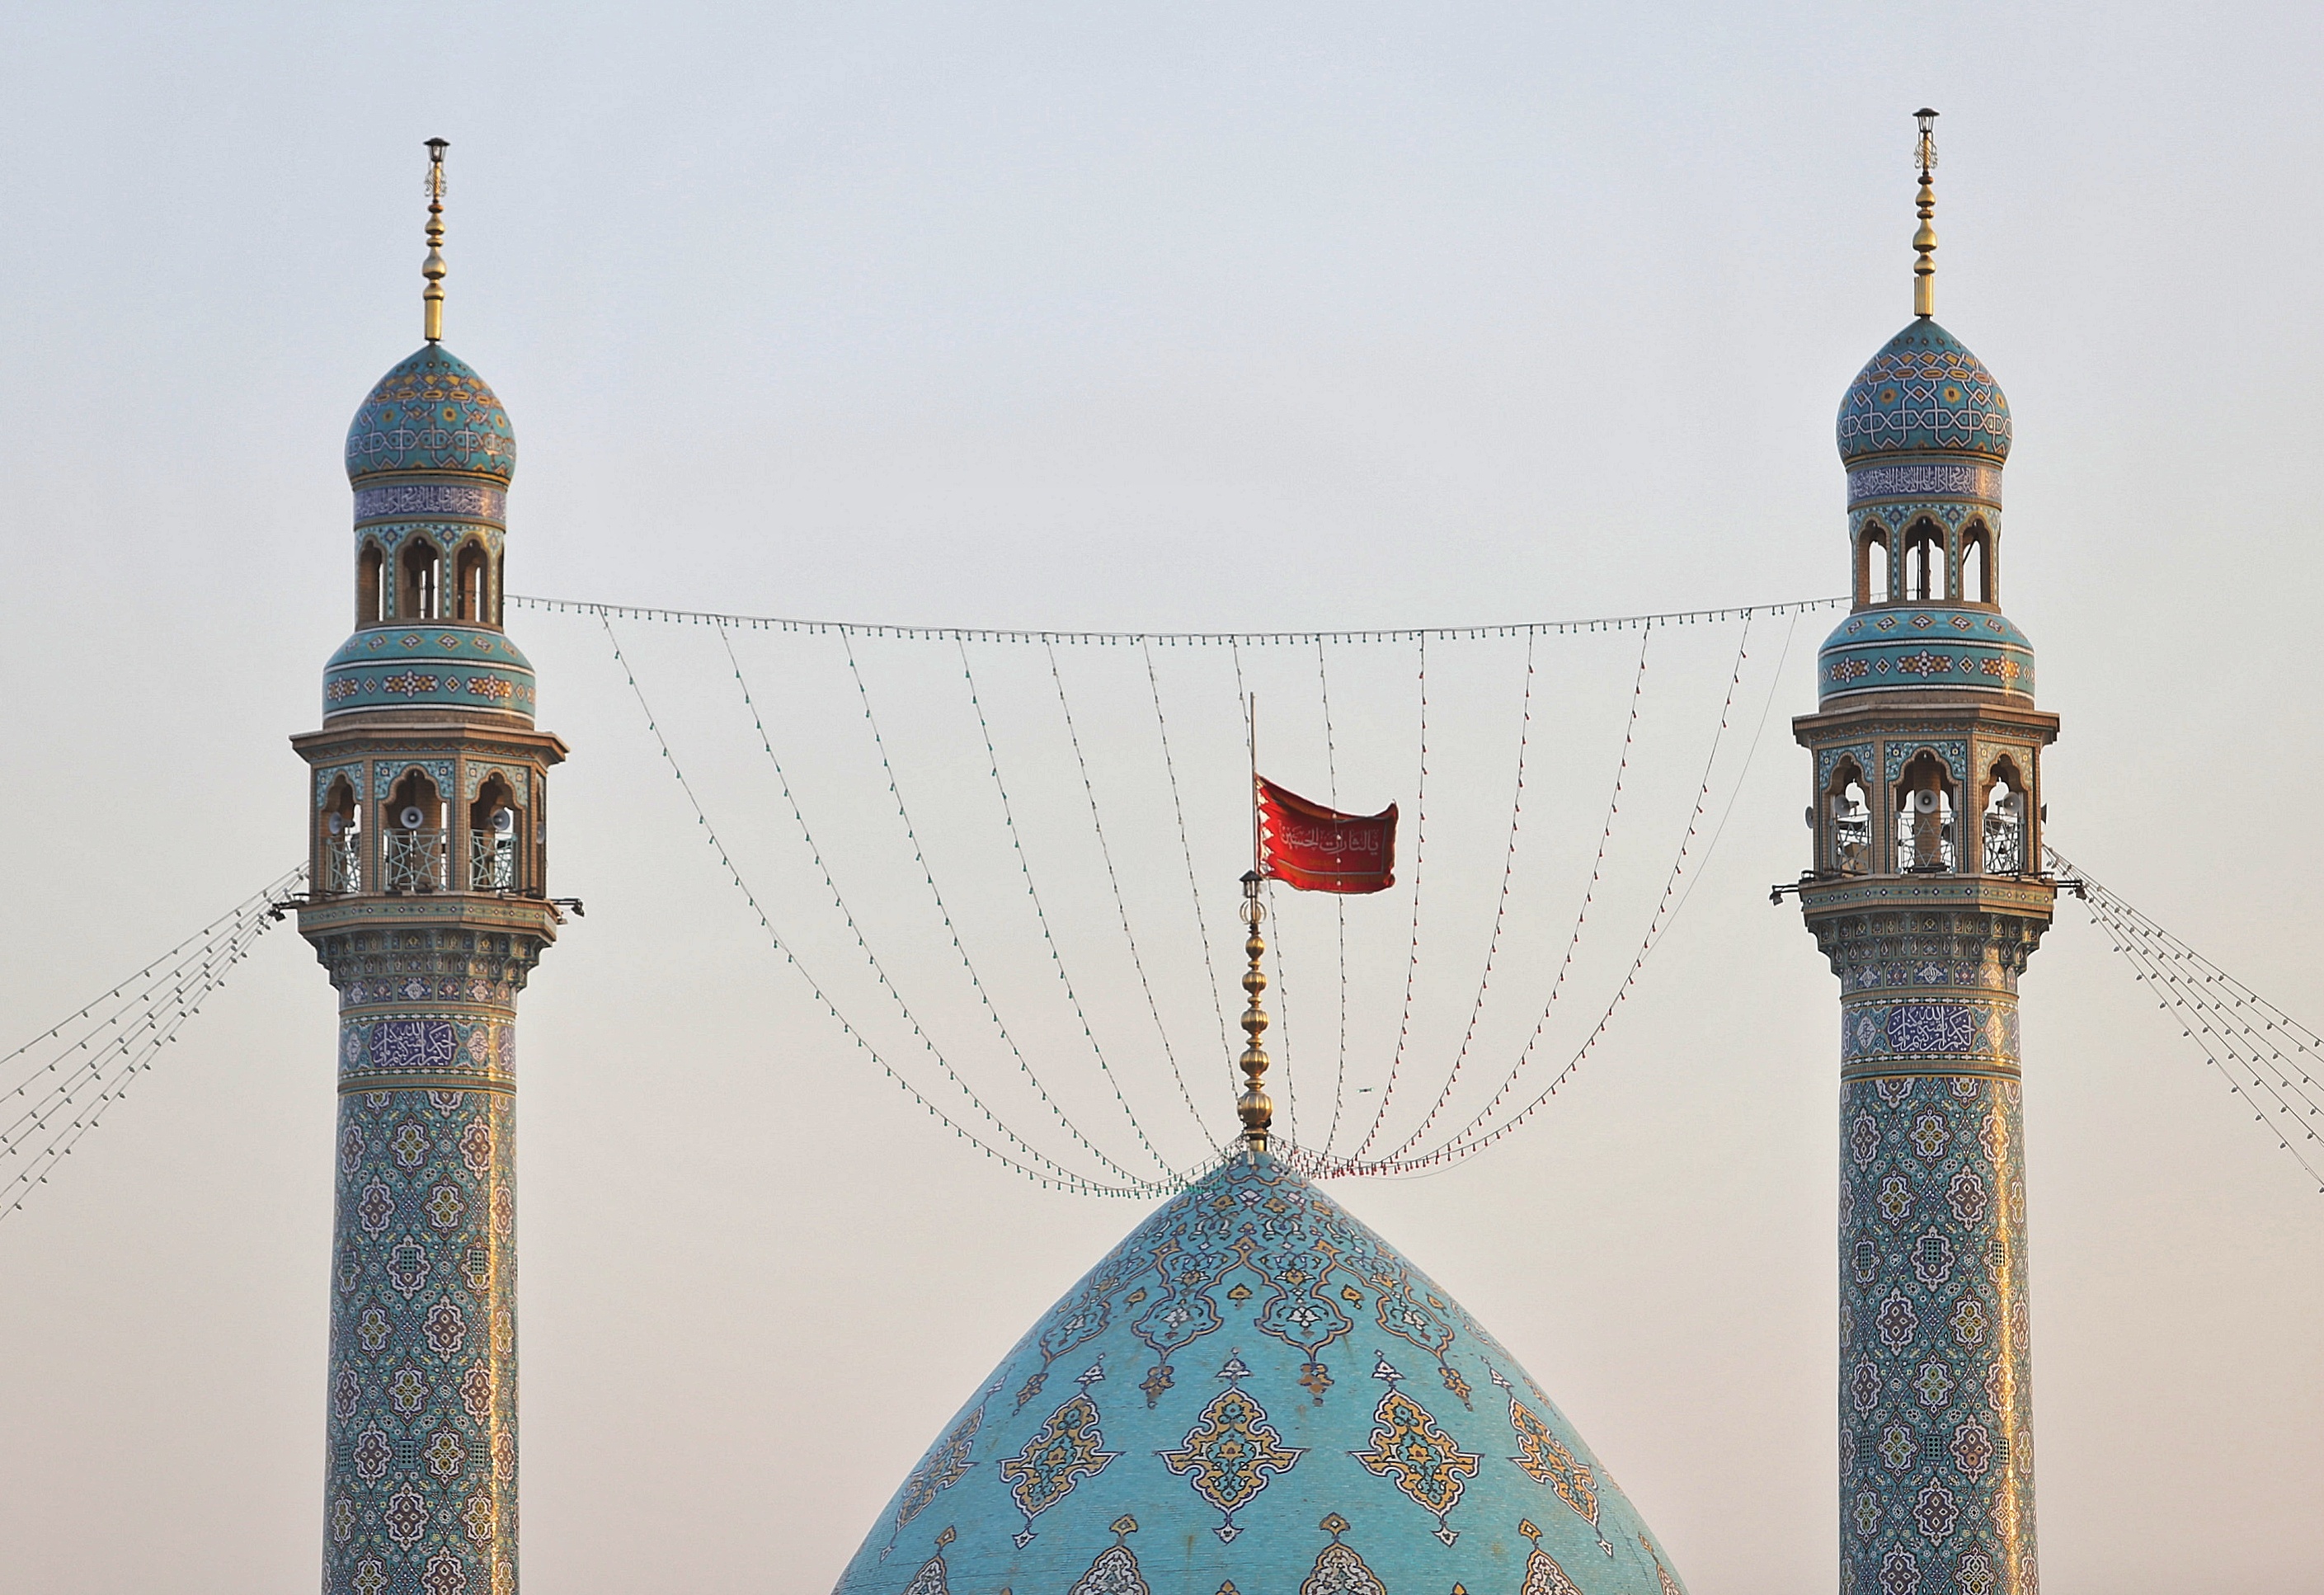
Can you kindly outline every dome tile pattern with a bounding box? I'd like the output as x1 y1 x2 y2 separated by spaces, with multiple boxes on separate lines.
346 345 515 483
834 1155 1688 1595
1836 321 2010 465
1818 605 2034 706
322 624 536 722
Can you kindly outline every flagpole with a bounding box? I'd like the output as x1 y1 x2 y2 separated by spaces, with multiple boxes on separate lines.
1248 692 1259 877
1237 868 1270 1163
1240 693 1270 1162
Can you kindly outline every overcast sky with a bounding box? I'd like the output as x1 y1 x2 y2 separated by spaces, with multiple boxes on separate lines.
2 5 2320 1593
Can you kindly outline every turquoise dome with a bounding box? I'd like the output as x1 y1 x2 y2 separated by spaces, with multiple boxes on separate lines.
323 623 535 721
833 1154 1688 1595
1836 320 2010 466
346 345 516 484
1818 604 2033 705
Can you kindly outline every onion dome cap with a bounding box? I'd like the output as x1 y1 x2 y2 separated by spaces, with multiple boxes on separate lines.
833 1153 1689 1594
345 343 515 484
1836 319 2010 465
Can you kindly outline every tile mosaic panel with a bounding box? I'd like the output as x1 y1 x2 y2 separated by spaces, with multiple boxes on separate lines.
1837 1070 2035 1595
327 1079 516 1595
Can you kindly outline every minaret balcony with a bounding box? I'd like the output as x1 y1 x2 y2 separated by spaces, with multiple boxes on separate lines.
1795 868 2057 927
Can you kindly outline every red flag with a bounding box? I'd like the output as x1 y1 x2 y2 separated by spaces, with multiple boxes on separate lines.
1255 776 1398 893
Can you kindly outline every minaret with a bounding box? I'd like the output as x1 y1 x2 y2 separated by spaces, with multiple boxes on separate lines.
1795 111 2058 1595
294 139 566 1595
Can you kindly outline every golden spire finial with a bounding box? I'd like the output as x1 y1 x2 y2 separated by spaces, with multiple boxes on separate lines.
1235 870 1273 1160
422 138 449 343
1912 108 1939 318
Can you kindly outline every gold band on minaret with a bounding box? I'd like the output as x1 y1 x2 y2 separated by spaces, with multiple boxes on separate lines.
1235 870 1273 1159
1912 108 1939 319
422 138 449 342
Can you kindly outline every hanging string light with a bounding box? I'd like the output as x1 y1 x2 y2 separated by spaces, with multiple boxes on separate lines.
1 864 304 1221
586 599 1783 1193
2053 845 2324 1193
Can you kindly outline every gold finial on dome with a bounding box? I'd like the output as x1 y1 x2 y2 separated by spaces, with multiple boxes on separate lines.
1912 108 1939 318
422 137 449 342
1235 870 1273 1160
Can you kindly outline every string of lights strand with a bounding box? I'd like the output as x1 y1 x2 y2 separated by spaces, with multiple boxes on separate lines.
2052 846 2324 1192
609 615 1185 1197
0 910 278 1168
1 866 301 1147
510 591 1846 647
1 865 304 1221
837 626 1196 1187
955 638 1188 1176
670 610 1511 1187
1343 623 1653 1170
1141 636 1239 1102
2071 872 2324 1187
0 867 299 1111
1044 641 1214 1141
1350 628 1537 1166
712 619 1137 1187
1343 631 1430 1163
1313 637 1353 1160
2058 855 2324 1125
1346 611 1764 1174
1652 610 1806 943
604 605 1771 1190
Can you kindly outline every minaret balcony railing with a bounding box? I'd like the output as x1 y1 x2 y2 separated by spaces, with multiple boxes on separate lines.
1894 819 1957 874
322 834 362 896
381 829 449 894
469 831 519 892
1832 814 1871 875
1983 812 2025 875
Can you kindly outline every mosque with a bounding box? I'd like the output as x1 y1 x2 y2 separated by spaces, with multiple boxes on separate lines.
293 112 2053 1595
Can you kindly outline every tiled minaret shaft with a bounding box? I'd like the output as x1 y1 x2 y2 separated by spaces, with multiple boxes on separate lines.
1795 111 2058 1595
294 141 566 1595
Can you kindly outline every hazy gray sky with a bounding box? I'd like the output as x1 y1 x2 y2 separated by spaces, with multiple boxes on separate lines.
2 5 2319 1593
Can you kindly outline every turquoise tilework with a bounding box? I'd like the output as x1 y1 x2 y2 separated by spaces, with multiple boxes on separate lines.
833 1155 1689 1595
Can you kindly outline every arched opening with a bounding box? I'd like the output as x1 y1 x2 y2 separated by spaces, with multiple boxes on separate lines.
1894 750 1956 873
1981 757 2027 874
1824 760 1871 876
1903 520 1943 604
453 542 487 623
1961 523 1993 605
468 775 522 892
357 542 385 627
489 553 505 626
398 539 440 622
320 776 362 896
381 770 447 895
1856 524 1892 606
